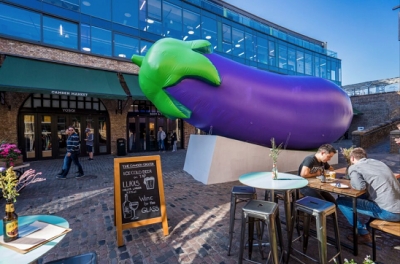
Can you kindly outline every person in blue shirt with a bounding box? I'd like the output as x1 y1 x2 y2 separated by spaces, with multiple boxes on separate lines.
85 128 94 161
57 126 84 179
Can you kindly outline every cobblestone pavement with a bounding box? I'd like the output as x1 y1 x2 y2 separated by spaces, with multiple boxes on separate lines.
1 139 399 264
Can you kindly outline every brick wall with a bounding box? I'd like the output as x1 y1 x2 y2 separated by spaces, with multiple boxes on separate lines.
350 92 400 133
390 130 400 154
102 98 133 155
0 38 138 74
0 92 29 144
0 38 139 155
352 120 400 149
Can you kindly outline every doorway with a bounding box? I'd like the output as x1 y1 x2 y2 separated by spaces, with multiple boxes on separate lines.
19 113 110 160
127 115 182 152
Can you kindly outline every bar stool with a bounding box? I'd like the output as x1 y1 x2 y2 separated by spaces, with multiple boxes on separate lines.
238 200 284 264
228 186 257 256
287 196 342 264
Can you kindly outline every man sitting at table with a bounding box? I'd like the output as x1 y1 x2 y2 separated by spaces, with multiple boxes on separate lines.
298 144 337 204
337 147 400 244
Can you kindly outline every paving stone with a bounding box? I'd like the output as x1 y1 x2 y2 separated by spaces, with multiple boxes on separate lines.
3 143 399 263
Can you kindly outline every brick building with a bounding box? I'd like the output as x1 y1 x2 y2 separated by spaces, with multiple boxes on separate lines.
0 0 341 162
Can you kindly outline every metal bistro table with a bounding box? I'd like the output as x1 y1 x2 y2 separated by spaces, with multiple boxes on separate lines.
308 178 366 256
239 172 308 249
0 215 69 264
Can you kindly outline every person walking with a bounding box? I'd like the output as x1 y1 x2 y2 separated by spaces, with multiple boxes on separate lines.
157 126 166 152
171 131 177 152
337 147 400 244
57 128 71 176
85 128 94 160
57 126 85 179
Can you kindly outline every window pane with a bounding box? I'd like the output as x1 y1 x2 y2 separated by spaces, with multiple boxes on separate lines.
288 48 295 71
269 41 276 66
43 16 78 49
223 42 232 54
202 16 217 50
245 33 257 61
163 2 182 39
43 0 80 11
296 50 304 73
140 0 162 36
91 26 111 56
278 45 287 69
140 40 153 55
81 0 111 20
114 34 139 59
98 116 108 153
257 36 268 64
0 3 41 42
222 24 231 43
147 0 161 20
232 28 244 57
314 56 320 77
305 53 312 75
24 115 35 158
183 9 200 41
34 99 41 108
41 115 52 158
112 0 138 28
320 58 327 78
80 24 91 52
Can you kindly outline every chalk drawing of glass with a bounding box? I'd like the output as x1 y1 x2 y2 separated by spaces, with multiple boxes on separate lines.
129 201 139 220
144 176 155 190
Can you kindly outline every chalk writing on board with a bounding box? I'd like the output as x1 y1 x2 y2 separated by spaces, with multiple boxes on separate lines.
119 160 161 223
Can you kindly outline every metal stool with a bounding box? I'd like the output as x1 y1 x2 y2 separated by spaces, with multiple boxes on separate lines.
238 200 284 264
287 196 342 264
228 186 257 255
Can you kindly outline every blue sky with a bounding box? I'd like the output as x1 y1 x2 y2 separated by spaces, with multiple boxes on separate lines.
225 0 400 85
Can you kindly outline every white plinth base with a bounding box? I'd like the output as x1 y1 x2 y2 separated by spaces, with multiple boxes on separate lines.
183 135 338 185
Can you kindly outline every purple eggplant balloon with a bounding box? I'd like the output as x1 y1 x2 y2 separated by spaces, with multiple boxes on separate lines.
132 38 353 149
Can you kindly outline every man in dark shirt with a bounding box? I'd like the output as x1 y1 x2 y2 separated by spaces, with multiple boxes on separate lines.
57 126 85 179
298 144 336 204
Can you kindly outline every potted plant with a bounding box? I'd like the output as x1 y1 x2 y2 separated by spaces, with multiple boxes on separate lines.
269 138 283 180
0 142 23 168
335 255 375 264
0 167 45 242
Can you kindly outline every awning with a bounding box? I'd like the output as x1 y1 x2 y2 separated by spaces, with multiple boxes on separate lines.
353 107 364 115
122 74 147 100
0 56 128 100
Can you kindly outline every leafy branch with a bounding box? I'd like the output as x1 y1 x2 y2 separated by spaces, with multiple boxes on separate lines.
269 138 283 164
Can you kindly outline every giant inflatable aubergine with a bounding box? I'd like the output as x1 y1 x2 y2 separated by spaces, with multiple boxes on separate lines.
131 38 353 150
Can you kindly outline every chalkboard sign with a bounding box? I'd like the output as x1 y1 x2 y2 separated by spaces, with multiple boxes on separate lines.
114 155 168 246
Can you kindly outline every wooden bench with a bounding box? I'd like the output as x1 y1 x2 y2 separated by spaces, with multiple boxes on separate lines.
12 163 30 178
370 219 400 261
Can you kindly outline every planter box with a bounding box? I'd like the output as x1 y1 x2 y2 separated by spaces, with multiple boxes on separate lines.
0 156 23 168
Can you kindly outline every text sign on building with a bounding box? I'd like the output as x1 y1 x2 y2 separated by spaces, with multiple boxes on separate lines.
51 90 89 97
114 155 168 247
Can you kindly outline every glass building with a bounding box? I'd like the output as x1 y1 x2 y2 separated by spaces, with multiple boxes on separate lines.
0 0 342 161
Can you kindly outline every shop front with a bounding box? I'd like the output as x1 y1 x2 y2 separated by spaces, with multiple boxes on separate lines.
0 55 138 160
18 94 110 161
127 100 183 153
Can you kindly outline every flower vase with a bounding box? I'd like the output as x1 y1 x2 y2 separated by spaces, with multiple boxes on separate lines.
272 162 278 180
3 200 19 242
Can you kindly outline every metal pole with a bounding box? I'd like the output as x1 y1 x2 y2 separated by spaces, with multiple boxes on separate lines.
394 5 400 41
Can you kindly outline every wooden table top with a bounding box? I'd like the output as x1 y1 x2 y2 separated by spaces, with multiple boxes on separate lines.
307 178 366 198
